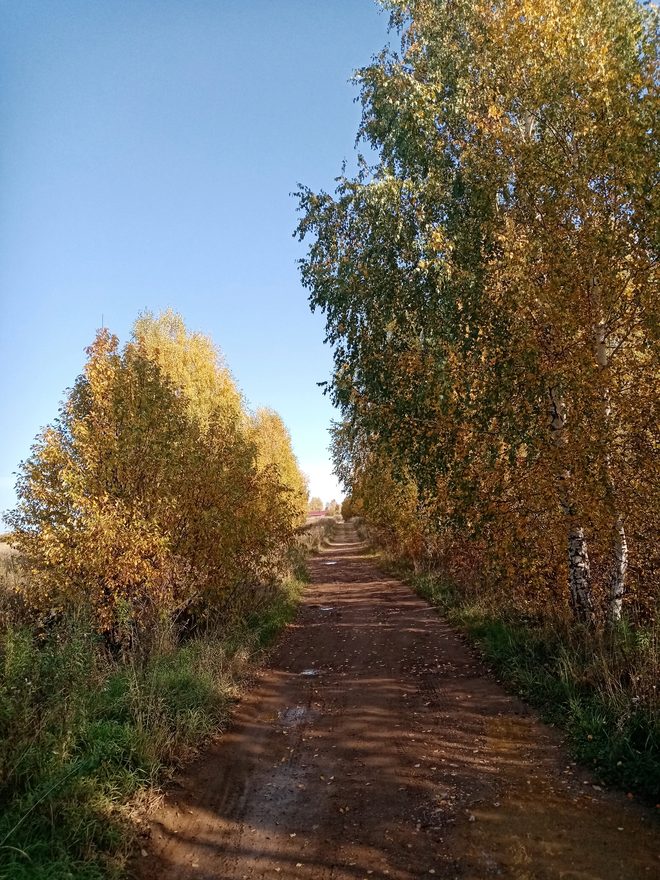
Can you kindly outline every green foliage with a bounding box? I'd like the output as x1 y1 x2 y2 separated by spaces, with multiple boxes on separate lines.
246 577 303 649
302 0 659 788
0 576 305 879
297 0 659 621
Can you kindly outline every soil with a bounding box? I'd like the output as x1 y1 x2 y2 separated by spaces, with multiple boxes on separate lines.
134 523 659 880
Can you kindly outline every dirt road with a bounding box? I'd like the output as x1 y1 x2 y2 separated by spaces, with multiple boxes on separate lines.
136 523 658 880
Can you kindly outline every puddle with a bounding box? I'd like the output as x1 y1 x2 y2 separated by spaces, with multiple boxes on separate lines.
323 561 337 566
278 705 310 726
300 668 319 677
318 606 334 612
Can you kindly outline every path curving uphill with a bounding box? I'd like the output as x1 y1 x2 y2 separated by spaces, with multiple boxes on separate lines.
136 522 658 879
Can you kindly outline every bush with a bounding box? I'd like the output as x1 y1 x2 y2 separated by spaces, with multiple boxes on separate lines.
4 312 307 641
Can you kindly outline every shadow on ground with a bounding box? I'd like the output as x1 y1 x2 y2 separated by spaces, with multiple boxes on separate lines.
134 523 659 880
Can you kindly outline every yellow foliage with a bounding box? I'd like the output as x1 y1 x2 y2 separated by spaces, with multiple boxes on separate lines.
250 408 308 528
301 0 658 625
6 314 308 640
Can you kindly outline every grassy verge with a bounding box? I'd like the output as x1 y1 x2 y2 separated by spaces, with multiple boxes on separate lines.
295 517 339 554
0 575 305 880
395 566 659 805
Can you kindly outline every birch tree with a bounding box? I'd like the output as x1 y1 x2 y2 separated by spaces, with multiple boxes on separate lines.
7 313 309 637
298 0 658 622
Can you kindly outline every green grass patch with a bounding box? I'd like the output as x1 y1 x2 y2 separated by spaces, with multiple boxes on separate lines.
408 569 660 804
0 576 306 880
248 582 304 649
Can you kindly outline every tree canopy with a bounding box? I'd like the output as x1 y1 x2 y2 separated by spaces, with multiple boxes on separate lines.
297 0 659 624
7 312 308 639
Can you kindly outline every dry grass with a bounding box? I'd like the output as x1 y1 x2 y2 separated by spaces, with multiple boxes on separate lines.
296 517 339 554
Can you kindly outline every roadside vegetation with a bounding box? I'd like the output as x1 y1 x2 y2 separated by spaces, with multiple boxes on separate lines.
297 515 341 555
298 0 659 802
0 312 310 878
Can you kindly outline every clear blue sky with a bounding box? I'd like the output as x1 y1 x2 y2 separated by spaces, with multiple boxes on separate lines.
0 0 391 514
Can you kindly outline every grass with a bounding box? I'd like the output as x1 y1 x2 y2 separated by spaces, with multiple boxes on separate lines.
295 517 338 554
0 575 305 880
402 568 660 805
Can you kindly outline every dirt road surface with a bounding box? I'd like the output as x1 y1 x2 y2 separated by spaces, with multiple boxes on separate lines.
136 523 658 880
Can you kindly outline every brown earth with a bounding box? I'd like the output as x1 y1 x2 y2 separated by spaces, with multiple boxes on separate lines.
135 523 659 880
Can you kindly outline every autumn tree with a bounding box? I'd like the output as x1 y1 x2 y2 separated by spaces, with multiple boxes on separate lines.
325 500 340 516
251 408 308 523
297 0 658 624
7 330 192 635
341 496 362 521
7 313 308 638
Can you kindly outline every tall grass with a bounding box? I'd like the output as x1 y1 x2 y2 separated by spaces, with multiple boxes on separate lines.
295 517 339 554
409 569 660 804
0 575 304 880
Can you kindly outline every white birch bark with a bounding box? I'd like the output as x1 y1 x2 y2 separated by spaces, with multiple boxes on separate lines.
594 310 628 624
609 515 628 623
568 522 593 619
548 388 595 623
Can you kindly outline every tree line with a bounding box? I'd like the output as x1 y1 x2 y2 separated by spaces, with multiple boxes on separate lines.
297 0 658 626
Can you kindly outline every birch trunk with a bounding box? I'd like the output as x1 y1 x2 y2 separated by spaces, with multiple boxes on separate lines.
548 388 595 623
595 310 628 624
568 522 593 621
609 515 628 623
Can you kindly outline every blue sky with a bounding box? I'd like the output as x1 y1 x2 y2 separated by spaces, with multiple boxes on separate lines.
0 0 391 513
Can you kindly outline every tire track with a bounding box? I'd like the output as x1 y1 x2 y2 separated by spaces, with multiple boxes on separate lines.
135 523 659 880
